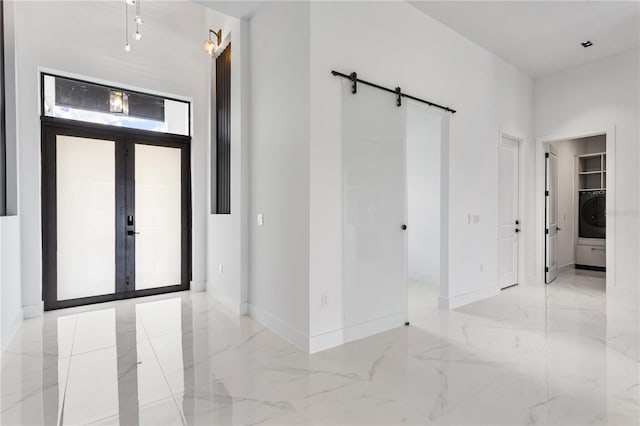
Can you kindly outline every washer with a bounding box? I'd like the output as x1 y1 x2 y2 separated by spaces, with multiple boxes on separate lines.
579 190 606 239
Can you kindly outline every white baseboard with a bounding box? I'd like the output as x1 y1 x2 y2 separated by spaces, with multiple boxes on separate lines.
207 286 247 316
309 328 344 354
190 281 206 292
247 303 308 352
344 312 406 344
2 308 23 354
439 286 501 310
23 301 44 319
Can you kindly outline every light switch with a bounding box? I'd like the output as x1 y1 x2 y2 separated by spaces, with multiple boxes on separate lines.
257 213 264 226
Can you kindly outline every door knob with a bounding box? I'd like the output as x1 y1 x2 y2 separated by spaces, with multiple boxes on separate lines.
515 229 520 233
401 224 407 230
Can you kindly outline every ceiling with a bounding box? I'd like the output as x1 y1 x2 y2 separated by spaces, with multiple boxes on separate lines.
195 1 264 18
409 1 640 77
197 1 639 77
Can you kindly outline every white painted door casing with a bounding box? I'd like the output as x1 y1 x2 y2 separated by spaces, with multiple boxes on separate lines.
545 145 559 283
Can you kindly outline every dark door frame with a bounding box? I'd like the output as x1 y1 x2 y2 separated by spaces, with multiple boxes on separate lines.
41 116 192 310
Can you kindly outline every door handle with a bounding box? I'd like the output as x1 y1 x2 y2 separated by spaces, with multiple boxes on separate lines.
557 227 562 231
127 230 140 236
515 229 520 233
401 224 407 230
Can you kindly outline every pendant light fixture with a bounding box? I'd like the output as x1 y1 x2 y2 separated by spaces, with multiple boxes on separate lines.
109 90 129 115
133 0 143 40
123 1 131 51
123 0 142 50
204 29 223 56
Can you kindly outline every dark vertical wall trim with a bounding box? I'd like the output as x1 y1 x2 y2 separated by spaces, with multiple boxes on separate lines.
215 43 231 214
41 123 58 306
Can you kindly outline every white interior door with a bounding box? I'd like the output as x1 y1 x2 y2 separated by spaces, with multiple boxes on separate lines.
545 145 559 283
498 136 519 289
342 82 407 342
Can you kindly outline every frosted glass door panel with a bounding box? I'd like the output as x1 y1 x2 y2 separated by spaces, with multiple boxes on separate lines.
56 136 115 301
135 144 182 290
342 82 407 342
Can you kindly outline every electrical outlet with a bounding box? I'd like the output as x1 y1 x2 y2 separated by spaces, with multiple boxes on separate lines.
257 214 264 226
321 292 328 307
468 214 480 224
219 264 223 275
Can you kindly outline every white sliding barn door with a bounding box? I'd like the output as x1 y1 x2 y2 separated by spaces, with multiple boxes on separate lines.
342 82 407 342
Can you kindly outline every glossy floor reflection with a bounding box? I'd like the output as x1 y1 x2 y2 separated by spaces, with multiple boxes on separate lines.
1 269 638 425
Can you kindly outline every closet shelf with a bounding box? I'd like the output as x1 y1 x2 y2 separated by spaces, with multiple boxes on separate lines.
577 153 606 190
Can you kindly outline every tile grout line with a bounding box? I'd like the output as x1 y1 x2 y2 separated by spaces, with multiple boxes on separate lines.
137 313 188 426
58 315 79 426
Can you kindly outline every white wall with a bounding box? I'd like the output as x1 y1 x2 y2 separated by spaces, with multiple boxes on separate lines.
0 217 23 352
1 1 23 352
534 48 639 290
206 16 250 314
553 135 606 268
308 1 532 349
8 0 238 317
247 1 310 348
407 104 441 285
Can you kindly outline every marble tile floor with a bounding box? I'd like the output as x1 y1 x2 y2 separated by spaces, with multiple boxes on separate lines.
1 269 638 425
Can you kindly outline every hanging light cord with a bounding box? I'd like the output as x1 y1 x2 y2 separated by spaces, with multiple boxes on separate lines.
124 1 129 50
136 0 141 33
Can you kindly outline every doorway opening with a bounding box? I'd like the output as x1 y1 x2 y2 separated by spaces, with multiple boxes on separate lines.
406 102 446 318
41 73 192 310
341 80 449 343
543 134 607 289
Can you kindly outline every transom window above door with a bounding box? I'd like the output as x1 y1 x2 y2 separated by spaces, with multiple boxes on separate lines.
41 73 190 136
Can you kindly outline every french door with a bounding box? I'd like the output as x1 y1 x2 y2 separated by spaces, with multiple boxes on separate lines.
42 118 191 310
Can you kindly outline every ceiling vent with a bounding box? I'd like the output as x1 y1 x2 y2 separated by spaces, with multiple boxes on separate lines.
581 40 594 48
